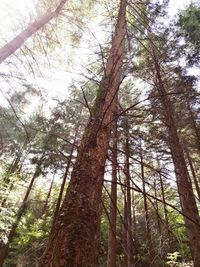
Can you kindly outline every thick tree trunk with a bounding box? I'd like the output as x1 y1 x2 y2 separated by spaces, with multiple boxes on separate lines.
107 118 118 267
0 0 67 64
39 1 127 266
153 54 200 267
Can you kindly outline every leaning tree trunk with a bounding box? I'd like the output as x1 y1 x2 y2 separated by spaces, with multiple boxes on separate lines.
0 0 68 64
39 1 127 266
41 169 56 216
153 53 200 267
184 147 200 201
51 124 79 228
0 160 42 267
1 141 28 207
187 101 200 155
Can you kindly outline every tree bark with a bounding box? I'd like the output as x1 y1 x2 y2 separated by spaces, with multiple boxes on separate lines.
107 118 118 267
187 101 200 155
140 143 155 266
185 148 200 201
156 158 169 231
123 120 135 267
42 170 56 216
153 53 200 267
39 1 127 266
0 0 68 64
51 125 79 228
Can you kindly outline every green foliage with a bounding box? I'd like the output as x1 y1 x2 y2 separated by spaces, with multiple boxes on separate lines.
4 190 54 266
0 0 199 266
180 4 200 48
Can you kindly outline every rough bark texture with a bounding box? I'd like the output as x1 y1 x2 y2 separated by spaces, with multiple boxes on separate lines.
0 0 67 64
153 54 200 267
107 118 118 267
39 1 127 266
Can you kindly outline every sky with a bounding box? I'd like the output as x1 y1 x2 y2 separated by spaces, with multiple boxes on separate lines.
0 0 198 111
0 0 195 45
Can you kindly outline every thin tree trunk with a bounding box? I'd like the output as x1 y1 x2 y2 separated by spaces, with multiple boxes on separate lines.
1 141 28 207
140 144 155 266
0 161 42 266
185 148 200 200
153 179 162 237
131 190 137 258
51 125 79 228
0 0 68 64
187 101 200 155
153 53 200 267
159 173 169 230
39 1 127 266
42 170 56 216
123 120 135 267
107 117 118 267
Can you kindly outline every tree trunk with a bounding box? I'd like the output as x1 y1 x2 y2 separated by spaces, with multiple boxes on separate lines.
185 148 200 200
153 179 163 253
187 101 200 155
107 118 118 267
156 158 169 231
123 120 135 267
140 144 155 266
153 53 200 267
131 190 137 259
0 0 68 64
42 170 56 216
0 161 42 267
39 1 127 266
51 125 79 228
1 141 27 207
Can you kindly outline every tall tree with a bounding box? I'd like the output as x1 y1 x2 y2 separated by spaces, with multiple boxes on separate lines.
0 0 68 64
152 51 200 266
39 0 127 266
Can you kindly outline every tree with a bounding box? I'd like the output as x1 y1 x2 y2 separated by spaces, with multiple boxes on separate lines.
0 0 68 64
152 51 200 266
39 0 127 266
107 118 118 267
